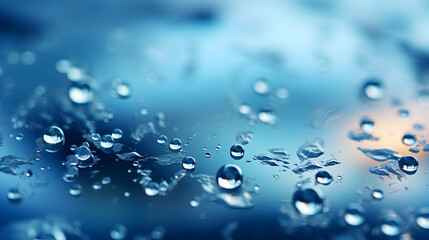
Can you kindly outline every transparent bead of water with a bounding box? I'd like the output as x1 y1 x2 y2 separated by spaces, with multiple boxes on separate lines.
169 138 182 151
110 224 127 240
69 183 82 197
416 208 429 229
182 156 196 170
16 133 24 141
344 204 365 226
402 133 416 146
140 107 148 115
205 152 211 158
112 128 123 139
102 176 111 185
238 104 252 115
372 189 384 200
292 185 325 216
216 164 243 190
398 109 409 119
124 192 130 197
92 182 102 190
75 146 92 161
360 117 374 132
100 134 114 148
253 79 270 95
25 170 33 177
63 166 79 182
230 144 244 160
157 135 167 145
70 145 77 151
190 199 200 207
398 155 418 175
362 79 384 101
145 182 159 196
91 133 100 141
68 83 94 104
115 82 132 99
380 215 402 237
258 109 277 125
7 188 22 204
42 126 65 153
315 171 332 185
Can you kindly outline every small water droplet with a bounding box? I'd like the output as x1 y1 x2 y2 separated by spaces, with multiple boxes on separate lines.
230 144 244 160
238 104 252 115
68 82 94 104
7 188 22 204
140 107 148 115
416 208 429 229
362 79 384 101
15 133 24 141
115 82 132 99
169 138 182 151
124 192 130 197
216 164 243 190
292 185 324 216
253 79 270 95
157 135 167 145
371 189 384 200
102 177 111 185
344 204 365 226
110 224 127 240
190 199 200 207
315 171 332 185
276 88 288 99
100 134 114 149
182 157 196 170
398 109 409 119
205 152 211 158
145 182 159 196
402 133 416 146
360 117 374 132
257 109 277 125
380 214 402 237
69 183 82 197
25 170 33 177
92 182 102 190
398 155 418 175
42 126 65 153
112 128 123 139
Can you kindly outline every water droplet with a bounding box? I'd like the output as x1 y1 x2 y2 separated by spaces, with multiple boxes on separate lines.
67 67 85 81
110 224 127 240
169 138 182 151
42 126 65 153
254 185 260 192
205 152 211 158
115 82 132 99
416 208 429 229
102 176 111 185
258 109 277 125
145 182 159 196
276 88 289 99
292 185 324 216
140 107 148 115
190 199 200 207
315 171 332 185
398 155 418 175
238 104 252 115
16 133 24 141
112 128 123 139
124 192 130 197
7 188 22 204
63 166 79 182
92 182 102 190
21 51 35 65
253 79 270 95
68 82 94 104
69 183 82 197
360 117 374 132
157 135 167 145
398 109 409 119
216 164 243 190
182 157 196 170
56 59 72 73
402 133 416 146
362 79 384 101
70 145 77 151
25 170 33 177
230 144 244 160
372 189 384 200
344 204 365 226
380 214 402 237
100 134 114 149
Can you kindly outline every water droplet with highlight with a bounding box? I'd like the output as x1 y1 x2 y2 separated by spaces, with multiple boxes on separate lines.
100 134 114 149
182 157 196 170
398 109 409 119
7 188 22 204
360 117 374 132
372 189 384 200
402 133 416 146
380 214 402 237
110 224 127 240
416 208 429 229
102 177 111 185
91 133 100 141
115 82 132 99
362 79 384 101
16 133 24 141
145 182 159 196
112 129 123 139
258 109 277 125
398 155 418 175
253 79 270 95
205 152 211 158
238 104 252 115
230 144 244 160
42 126 65 153
292 185 324 216
69 183 82 197
315 171 332 185
344 204 365 226
169 138 182 151
157 135 167 145
68 83 94 104
216 164 243 190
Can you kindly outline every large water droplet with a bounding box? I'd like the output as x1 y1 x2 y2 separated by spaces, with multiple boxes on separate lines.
112 128 123 139
360 117 374 132
157 135 167 145
380 214 402 237
68 83 94 104
416 208 429 229
110 224 127 240
7 188 22 204
344 204 365 226
258 109 277 125
292 185 324 216
372 189 384 200
216 164 243 190
182 156 196 170
362 79 384 101
169 138 182 151
145 182 159 196
100 134 114 149
315 171 332 185
402 133 416 146
398 155 418 175
42 126 65 153
230 144 244 160
253 79 270 95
